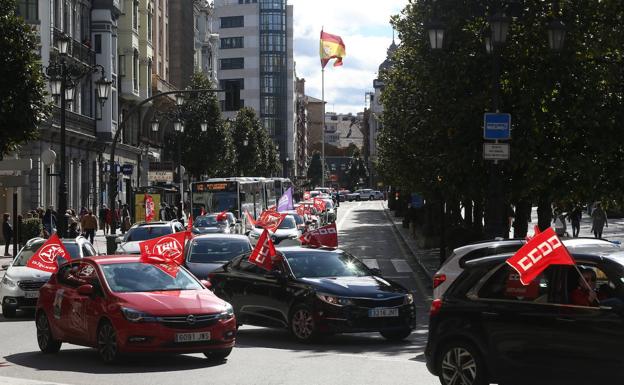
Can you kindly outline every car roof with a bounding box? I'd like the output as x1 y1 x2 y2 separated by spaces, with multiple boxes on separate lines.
133 221 173 227
277 246 340 255
190 234 249 241
464 248 624 270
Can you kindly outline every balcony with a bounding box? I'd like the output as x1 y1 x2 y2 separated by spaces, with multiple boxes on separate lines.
49 106 97 139
53 28 96 67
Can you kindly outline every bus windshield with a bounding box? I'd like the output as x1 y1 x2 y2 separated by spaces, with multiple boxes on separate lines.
192 181 238 216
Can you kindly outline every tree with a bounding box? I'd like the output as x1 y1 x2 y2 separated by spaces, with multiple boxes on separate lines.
231 107 280 177
307 151 323 187
346 148 368 190
0 0 50 157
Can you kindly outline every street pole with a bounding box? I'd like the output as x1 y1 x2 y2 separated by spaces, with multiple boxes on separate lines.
321 68 325 188
58 60 68 238
177 136 183 222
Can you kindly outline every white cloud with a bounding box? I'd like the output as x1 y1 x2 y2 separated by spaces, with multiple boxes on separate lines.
290 0 406 113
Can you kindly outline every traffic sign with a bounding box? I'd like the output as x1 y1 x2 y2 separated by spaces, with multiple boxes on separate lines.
483 143 510 160
121 164 134 175
484 113 511 140
0 158 32 171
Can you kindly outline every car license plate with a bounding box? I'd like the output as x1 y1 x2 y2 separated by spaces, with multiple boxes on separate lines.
24 291 39 299
368 308 399 318
175 332 211 343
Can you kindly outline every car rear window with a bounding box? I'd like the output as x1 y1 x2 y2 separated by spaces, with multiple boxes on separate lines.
188 239 251 263
477 264 553 303
125 226 172 242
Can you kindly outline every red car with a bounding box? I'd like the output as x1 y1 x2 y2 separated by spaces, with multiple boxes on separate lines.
35 256 237 363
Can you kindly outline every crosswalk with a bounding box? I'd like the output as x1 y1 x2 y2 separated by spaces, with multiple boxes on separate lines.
360 257 416 278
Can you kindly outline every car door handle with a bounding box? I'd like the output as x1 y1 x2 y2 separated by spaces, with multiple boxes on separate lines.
556 317 576 323
481 311 499 318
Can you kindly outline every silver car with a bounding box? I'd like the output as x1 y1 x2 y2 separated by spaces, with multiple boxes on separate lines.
115 221 185 254
193 214 231 235
184 234 252 279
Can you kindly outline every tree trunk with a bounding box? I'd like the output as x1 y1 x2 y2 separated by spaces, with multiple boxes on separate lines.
537 195 552 231
512 200 531 238
473 200 484 234
463 200 473 227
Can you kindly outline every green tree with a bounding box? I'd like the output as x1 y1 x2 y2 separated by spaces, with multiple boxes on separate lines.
346 148 368 190
0 0 50 156
307 151 323 187
231 107 280 177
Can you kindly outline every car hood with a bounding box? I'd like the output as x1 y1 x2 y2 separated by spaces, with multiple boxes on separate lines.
185 261 228 279
115 290 228 315
4 266 51 282
299 276 406 298
116 241 142 254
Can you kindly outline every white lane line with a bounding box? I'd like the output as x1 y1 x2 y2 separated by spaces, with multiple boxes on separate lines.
362 258 379 270
0 376 71 385
337 205 356 231
391 259 414 273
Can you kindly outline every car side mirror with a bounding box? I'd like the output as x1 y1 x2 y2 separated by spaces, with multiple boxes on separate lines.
1 264 9 271
77 284 94 296
200 279 212 289
370 268 382 276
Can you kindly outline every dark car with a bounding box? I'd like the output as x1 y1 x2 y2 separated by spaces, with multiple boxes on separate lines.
193 215 230 235
425 250 624 385
184 234 252 279
209 246 416 342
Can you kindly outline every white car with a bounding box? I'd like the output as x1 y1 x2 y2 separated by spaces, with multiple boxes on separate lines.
0 236 97 318
433 237 621 300
248 215 301 246
115 220 185 254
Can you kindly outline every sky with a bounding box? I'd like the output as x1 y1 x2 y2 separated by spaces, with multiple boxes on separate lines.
290 0 407 114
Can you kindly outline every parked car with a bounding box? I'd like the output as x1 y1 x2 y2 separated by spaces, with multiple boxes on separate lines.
347 189 375 201
184 234 252 279
425 249 624 385
248 215 301 246
1 236 97 318
281 211 308 233
35 256 237 363
433 237 620 300
372 190 385 200
193 214 230 235
209 246 416 342
338 190 350 202
115 221 185 255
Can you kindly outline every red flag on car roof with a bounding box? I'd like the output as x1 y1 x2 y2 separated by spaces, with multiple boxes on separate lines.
506 227 574 285
248 229 278 271
303 191 311 201
139 231 188 277
27 233 72 273
244 209 256 227
216 211 228 222
313 198 326 212
256 210 286 232
300 222 338 248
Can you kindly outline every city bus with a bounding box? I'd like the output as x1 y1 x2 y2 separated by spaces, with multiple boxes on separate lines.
190 178 268 221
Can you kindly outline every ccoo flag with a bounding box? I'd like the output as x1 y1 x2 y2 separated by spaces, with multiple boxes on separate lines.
320 30 346 68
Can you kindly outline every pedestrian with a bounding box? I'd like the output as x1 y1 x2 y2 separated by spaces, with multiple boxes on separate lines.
591 202 608 238
79 206 88 219
80 210 98 244
553 209 567 237
503 204 515 239
104 205 113 235
567 205 582 237
159 203 168 221
43 207 57 237
3 213 13 256
121 204 131 234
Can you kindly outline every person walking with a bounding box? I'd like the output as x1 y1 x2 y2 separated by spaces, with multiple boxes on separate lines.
591 202 608 239
43 208 57 237
120 204 131 234
80 210 98 244
104 205 113 235
3 213 13 256
567 205 582 237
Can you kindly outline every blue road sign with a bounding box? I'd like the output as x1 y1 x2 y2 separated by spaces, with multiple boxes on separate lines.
484 113 511 140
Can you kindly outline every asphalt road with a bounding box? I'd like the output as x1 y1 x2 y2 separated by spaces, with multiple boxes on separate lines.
0 201 438 385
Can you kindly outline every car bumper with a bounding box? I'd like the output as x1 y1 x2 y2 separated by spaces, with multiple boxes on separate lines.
314 302 416 334
2 295 37 310
114 317 237 353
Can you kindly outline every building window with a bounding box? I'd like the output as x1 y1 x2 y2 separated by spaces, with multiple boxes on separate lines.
94 34 101 53
261 75 282 94
260 0 283 10
132 0 139 30
219 78 245 91
220 16 244 28
133 50 139 91
260 54 285 72
220 37 244 49
147 59 153 97
260 33 285 52
220 58 244 70
16 0 38 22
260 12 285 31
147 5 153 42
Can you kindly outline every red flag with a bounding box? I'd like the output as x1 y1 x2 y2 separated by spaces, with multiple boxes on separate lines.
248 229 278 271
300 222 338 248
313 198 326 212
200 207 207 216
187 214 193 231
296 205 305 217
506 227 574 285
216 211 228 222
303 191 311 201
145 194 155 222
139 231 187 266
257 210 286 232
27 233 72 273
244 209 256 226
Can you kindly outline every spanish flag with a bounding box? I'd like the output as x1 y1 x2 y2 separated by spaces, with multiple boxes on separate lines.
320 30 346 68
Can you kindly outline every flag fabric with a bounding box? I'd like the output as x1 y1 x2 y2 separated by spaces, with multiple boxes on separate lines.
320 30 346 68
248 229 278 271
145 194 155 222
506 227 575 285
257 210 286 232
27 233 72 273
187 214 193 231
277 187 294 212
216 211 229 222
139 231 187 266
244 209 256 227
200 207 207 216
303 191 311 201
300 222 338 248
296 205 306 217
313 198 326 212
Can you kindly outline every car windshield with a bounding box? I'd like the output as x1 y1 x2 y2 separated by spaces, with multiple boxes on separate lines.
278 216 297 229
285 251 371 278
101 262 202 292
292 214 304 225
188 239 251 263
12 241 81 267
125 226 172 242
195 216 220 227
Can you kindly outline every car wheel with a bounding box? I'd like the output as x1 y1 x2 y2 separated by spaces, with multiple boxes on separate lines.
289 304 318 343
204 347 232 361
437 341 488 385
36 311 62 353
369 195 374 201
97 321 119 364
380 328 412 341
2 305 16 318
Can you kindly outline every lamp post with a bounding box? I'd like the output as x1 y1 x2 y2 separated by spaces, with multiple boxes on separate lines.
45 34 111 238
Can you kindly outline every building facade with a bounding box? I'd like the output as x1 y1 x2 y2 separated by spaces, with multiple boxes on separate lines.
194 0 219 82
213 0 295 171
324 112 365 151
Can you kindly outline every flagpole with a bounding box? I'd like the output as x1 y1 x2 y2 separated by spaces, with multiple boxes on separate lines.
321 67 325 188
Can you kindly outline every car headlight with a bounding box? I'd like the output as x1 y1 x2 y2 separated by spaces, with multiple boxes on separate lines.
1 275 16 288
218 302 234 320
121 307 161 323
316 293 353 306
404 293 414 305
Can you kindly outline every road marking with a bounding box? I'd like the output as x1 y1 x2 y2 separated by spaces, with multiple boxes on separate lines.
362 258 379 269
337 204 356 231
0 376 71 385
391 259 413 273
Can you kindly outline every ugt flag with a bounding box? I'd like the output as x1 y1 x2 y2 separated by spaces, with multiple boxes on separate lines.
145 194 155 222
248 229 278 271
300 222 338 248
506 227 574 285
320 30 346 68
256 210 286 232
277 187 294 212
139 231 187 266
27 233 72 273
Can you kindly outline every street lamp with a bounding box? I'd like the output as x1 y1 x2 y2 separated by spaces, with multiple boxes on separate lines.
175 94 185 106
426 20 445 50
95 76 112 101
174 121 184 133
547 19 566 52
56 34 70 55
64 82 75 102
200 122 208 132
484 36 493 55
150 119 160 132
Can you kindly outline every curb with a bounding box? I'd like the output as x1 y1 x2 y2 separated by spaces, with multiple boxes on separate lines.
382 205 435 280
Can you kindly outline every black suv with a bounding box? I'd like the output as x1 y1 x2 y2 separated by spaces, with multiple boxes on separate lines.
425 251 624 385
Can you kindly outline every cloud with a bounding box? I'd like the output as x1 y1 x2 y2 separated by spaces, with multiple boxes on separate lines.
291 0 406 113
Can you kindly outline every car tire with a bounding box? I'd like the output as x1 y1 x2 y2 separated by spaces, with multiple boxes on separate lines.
97 320 120 364
289 304 318 343
204 347 232 361
369 196 374 201
36 311 62 353
380 328 412 341
437 341 488 385
2 305 16 318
